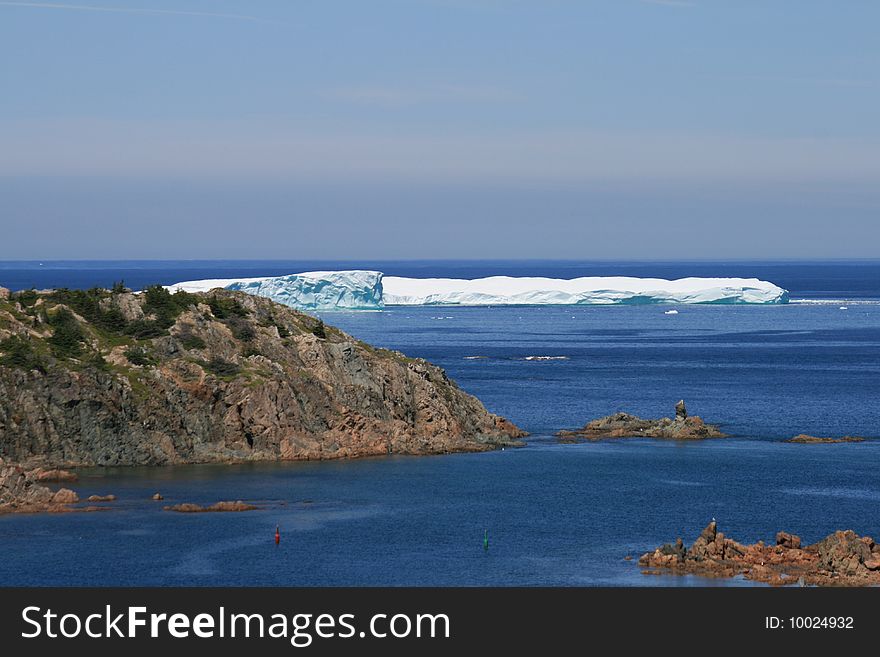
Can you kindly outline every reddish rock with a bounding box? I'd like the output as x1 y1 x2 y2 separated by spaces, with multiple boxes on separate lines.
1 458 86 513
1 289 527 468
52 488 79 504
639 522 880 586
787 434 865 444
26 468 78 483
776 531 801 550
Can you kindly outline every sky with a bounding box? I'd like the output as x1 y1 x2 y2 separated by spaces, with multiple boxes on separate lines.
0 0 878 260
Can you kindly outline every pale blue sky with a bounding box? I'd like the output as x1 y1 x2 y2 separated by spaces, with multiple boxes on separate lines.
1 1 878 259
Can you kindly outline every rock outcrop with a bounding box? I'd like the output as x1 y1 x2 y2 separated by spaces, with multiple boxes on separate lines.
639 522 880 586
787 434 865 444
0 457 79 513
26 467 78 483
0 287 525 467
558 402 725 441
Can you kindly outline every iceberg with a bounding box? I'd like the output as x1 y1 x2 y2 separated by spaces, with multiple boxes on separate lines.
382 275 788 306
167 271 384 310
168 271 789 310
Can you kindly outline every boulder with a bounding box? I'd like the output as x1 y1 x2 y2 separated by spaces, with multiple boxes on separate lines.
675 399 687 420
776 531 801 550
816 530 874 575
52 488 79 504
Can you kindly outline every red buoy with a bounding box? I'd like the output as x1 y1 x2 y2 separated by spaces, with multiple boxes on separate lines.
275 526 280 545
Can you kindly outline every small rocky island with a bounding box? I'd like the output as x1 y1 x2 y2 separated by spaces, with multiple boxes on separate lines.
639 521 880 586
0 284 525 501
786 434 865 444
557 400 725 441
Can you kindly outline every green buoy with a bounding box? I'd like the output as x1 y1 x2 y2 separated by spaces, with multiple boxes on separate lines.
483 529 489 551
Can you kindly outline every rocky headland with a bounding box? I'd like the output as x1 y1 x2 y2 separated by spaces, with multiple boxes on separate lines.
786 434 865 444
557 400 725 441
639 521 880 586
0 285 524 480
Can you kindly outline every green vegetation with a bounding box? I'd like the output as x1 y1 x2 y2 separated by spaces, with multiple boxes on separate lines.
46 288 125 332
205 357 240 377
123 319 167 339
124 346 155 367
226 316 256 342
142 285 199 325
207 294 248 319
112 280 127 294
276 323 291 338
178 331 206 350
311 319 327 339
11 289 39 307
47 307 86 358
86 351 110 371
0 335 45 372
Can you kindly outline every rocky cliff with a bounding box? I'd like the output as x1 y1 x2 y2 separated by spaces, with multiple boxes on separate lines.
0 285 524 467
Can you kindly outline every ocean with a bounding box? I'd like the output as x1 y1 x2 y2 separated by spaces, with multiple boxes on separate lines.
1 260 879 586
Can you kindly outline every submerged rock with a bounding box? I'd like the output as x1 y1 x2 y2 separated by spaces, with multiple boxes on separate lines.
557 402 725 441
787 434 865 444
164 501 257 513
639 522 880 586
87 494 116 503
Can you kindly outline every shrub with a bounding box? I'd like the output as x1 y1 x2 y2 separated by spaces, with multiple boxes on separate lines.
87 351 109 370
226 316 256 342
178 332 206 350
276 323 291 338
47 307 85 358
124 346 154 367
46 287 129 334
111 280 127 294
142 285 199 328
311 320 326 339
208 295 248 319
124 319 167 339
0 336 45 372
205 357 240 377
12 289 40 307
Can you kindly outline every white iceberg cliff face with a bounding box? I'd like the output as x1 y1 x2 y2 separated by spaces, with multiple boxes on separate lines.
168 272 789 310
382 275 788 306
167 271 385 310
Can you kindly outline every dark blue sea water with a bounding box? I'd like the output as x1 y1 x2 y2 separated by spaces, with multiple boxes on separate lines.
1 261 879 586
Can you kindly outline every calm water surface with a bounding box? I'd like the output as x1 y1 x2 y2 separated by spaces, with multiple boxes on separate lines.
1 261 878 585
